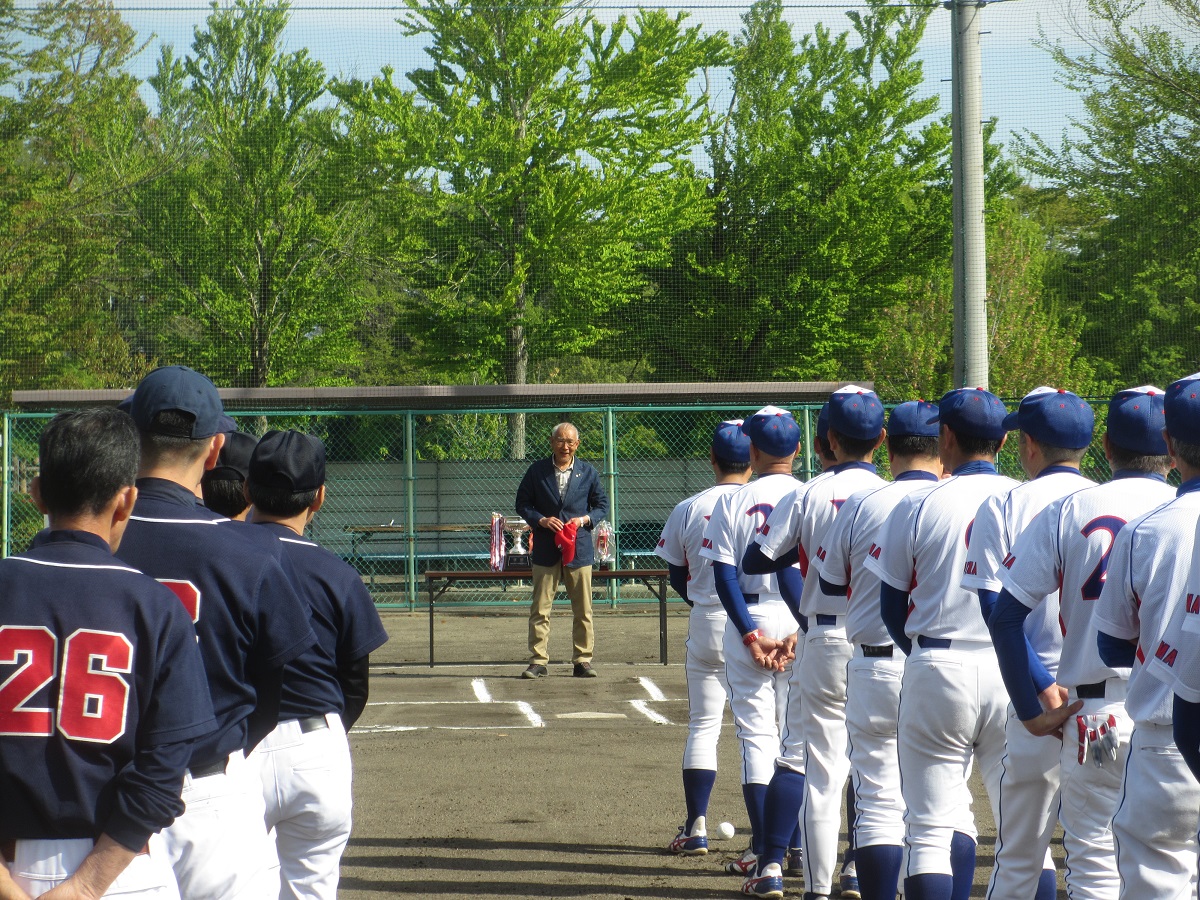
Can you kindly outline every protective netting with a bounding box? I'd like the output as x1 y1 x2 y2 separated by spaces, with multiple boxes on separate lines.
2 400 1136 606
2 0 1198 404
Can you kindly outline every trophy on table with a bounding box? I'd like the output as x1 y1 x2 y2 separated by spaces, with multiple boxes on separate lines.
505 516 532 571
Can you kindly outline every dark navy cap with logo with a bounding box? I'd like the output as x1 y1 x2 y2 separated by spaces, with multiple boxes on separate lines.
128 366 236 438
208 432 259 482
1002 386 1094 450
828 386 885 440
741 406 800 457
249 430 326 493
712 419 752 463
887 400 940 438
1165 374 1200 444
1107 386 1168 455
931 388 1008 441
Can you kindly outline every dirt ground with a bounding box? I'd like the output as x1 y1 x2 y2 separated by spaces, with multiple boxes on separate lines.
341 607 1063 899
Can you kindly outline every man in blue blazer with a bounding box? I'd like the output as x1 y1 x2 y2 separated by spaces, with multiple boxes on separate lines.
515 422 610 678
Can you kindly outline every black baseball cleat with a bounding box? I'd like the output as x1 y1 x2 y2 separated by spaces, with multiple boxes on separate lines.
521 664 548 679
573 662 597 677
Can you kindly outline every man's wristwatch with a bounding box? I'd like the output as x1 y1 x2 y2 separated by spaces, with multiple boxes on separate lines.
742 629 763 646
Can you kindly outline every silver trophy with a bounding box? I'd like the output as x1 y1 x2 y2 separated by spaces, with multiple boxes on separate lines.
505 517 531 569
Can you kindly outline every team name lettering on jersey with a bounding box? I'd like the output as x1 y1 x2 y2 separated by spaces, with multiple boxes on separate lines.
868 543 881 561
963 561 978 576
1156 639 1179 668
1188 593 1200 616
1001 553 1016 570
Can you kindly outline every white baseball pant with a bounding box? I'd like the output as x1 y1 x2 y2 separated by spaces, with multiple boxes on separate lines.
163 749 279 900
722 599 797 785
257 713 354 900
985 706 1058 900
797 619 854 897
1112 722 1200 900
684 605 730 770
897 641 1007 878
846 649 905 850
4 836 179 899
1056 685 1130 900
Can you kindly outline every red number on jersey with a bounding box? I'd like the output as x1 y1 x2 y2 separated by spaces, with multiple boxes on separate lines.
57 630 133 744
158 579 201 624
0 626 56 736
0 628 132 743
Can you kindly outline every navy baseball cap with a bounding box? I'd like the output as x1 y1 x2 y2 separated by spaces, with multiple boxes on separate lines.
1002 386 1095 450
128 366 236 438
887 400 940 438
828 386 885 440
1165 374 1200 444
207 431 258 482
712 420 751 463
1107 386 1168 455
249 430 326 492
931 388 1008 441
741 406 800 457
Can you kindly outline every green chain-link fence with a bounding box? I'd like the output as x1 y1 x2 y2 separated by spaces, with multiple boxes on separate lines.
1 399 1134 609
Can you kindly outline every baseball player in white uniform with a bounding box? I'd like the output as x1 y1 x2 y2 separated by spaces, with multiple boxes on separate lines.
1094 374 1200 900
746 387 886 900
990 386 1174 900
1160 519 1200 784
961 387 1095 900
864 387 1018 900
658 421 753 856
699 407 804 893
812 400 942 900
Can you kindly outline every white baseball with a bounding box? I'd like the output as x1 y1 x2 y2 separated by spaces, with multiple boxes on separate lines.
716 821 735 841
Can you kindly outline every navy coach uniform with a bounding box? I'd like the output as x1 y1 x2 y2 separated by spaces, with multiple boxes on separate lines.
246 430 389 900
116 367 316 899
0 530 215 897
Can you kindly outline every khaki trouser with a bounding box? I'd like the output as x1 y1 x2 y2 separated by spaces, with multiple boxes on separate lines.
528 562 593 665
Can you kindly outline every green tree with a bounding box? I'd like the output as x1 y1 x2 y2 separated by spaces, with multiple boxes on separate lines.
1021 0 1200 388
119 0 374 388
866 194 1097 400
335 0 728 455
629 0 951 383
0 0 151 399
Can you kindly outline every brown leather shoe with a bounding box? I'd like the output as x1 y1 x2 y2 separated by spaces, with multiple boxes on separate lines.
521 664 547 679
572 662 597 678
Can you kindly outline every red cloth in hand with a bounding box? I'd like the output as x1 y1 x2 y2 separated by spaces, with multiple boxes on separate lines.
554 520 578 565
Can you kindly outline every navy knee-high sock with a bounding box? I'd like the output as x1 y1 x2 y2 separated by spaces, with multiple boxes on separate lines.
904 873 953 900
949 831 976 900
682 768 717 831
743 782 769 856
760 767 806 867
1035 867 1057 900
856 844 902 900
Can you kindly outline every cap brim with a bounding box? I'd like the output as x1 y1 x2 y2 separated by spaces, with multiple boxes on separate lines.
1001 410 1022 432
217 413 238 434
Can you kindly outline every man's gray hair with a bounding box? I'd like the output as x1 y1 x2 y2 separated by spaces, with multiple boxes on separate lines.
551 422 579 441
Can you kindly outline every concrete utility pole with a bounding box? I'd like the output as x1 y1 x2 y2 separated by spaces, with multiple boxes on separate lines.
949 0 989 389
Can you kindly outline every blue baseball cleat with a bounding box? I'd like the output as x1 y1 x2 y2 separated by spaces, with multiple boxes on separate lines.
742 862 785 898
668 816 709 856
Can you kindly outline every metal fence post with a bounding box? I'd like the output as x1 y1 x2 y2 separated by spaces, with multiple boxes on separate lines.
605 407 619 608
405 411 416 611
801 405 815 481
1 413 9 559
